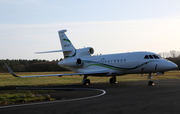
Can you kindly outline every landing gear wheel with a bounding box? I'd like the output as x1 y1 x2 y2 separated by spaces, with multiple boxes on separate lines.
110 78 117 84
83 79 90 85
148 81 155 86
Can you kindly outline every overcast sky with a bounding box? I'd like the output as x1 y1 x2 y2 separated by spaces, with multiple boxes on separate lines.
1 0 180 60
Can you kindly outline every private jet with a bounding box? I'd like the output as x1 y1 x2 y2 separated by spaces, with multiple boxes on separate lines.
5 30 178 85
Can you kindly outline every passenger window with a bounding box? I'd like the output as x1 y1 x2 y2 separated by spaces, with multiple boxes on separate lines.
144 55 149 59
153 55 160 59
114 60 116 63
149 55 154 59
108 60 110 64
117 59 119 63
111 60 113 63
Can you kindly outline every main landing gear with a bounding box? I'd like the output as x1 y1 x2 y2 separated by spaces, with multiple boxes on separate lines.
82 75 118 85
82 75 90 85
147 73 155 86
110 76 117 84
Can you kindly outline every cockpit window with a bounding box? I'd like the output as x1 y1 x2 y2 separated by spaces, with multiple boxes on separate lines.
153 55 160 59
144 54 161 59
149 55 154 59
144 55 149 59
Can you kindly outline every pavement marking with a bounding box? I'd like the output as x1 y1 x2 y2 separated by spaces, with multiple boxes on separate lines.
0 88 106 109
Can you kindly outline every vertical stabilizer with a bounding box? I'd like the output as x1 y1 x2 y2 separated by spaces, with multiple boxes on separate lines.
58 30 76 58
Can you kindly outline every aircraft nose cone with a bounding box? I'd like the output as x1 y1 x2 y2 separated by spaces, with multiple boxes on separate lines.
167 61 178 70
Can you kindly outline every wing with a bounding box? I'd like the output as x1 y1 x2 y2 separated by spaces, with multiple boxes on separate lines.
4 63 108 78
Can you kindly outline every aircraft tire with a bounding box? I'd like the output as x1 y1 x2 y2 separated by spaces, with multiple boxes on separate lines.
83 79 90 85
110 78 116 83
148 81 155 86
148 81 152 85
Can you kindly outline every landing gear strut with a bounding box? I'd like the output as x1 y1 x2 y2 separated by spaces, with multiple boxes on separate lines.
110 75 117 84
82 75 90 85
147 73 155 86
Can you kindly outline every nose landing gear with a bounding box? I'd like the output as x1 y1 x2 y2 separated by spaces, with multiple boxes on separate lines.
147 73 155 86
148 80 155 85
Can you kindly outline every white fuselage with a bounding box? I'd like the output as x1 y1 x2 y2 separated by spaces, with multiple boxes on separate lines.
58 51 177 76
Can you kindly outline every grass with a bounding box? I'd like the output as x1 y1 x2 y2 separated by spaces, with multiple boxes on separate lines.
0 90 55 105
0 71 180 105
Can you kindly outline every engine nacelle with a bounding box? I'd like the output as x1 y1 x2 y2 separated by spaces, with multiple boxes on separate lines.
62 58 83 67
59 47 94 67
76 47 94 57
76 58 83 66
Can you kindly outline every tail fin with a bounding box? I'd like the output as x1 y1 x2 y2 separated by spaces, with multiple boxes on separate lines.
58 30 76 58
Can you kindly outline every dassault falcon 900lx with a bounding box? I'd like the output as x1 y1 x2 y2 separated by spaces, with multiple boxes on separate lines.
5 30 178 85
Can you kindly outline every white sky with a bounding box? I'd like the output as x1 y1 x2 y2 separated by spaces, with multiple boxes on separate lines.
1 0 180 60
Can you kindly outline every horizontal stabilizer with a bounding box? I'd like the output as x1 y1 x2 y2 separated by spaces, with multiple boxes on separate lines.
4 63 108 78
35 49 72 54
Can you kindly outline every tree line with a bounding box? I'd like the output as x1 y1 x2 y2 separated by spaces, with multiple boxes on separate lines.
0 59 68 72
158 50 180 58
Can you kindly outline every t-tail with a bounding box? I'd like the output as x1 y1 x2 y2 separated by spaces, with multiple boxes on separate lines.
58 30 76 58
36 29 76 59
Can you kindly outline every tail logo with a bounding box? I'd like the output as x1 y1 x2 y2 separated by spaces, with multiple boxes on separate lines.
63 39 71 47
63 39 71 43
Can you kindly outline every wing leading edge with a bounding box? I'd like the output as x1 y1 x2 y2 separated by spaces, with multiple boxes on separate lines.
4 63 108 78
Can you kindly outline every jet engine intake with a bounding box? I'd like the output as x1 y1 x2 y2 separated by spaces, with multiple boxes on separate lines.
89 48 94 54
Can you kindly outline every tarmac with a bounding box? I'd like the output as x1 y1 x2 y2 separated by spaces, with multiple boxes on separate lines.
1 79 180 114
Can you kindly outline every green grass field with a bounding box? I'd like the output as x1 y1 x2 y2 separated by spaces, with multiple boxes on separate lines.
0 71 180 105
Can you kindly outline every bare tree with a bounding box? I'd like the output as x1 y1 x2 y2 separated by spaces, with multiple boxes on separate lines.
169 50 177 58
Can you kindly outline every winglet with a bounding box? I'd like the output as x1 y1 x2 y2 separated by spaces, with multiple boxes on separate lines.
4 63 20 77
